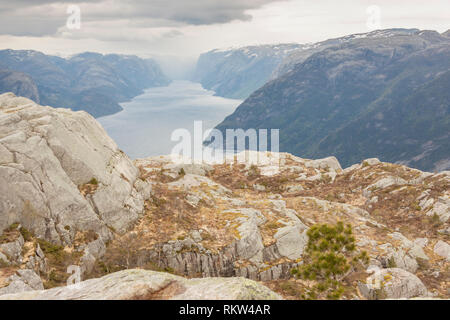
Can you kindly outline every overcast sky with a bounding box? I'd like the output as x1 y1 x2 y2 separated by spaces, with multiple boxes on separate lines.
0 0 449 60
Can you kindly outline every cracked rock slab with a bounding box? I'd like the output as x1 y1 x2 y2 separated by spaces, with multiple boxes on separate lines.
0 93 151 244
0 269 282 300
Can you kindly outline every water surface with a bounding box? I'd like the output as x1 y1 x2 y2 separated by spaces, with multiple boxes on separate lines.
98 80 242 158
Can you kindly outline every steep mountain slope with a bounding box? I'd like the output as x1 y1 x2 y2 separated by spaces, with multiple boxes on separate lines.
214 29 450 171
317 65 450 171
0 70 39 103
0 50 170 117
193 44 303 99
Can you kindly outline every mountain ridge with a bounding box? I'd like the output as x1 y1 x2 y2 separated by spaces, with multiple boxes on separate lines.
214 28 450 172
0 49 170 117
193 43 304 99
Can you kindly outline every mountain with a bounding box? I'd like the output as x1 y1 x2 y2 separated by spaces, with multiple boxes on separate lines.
0 94 448 299
0 70 39 103
193 44 304 99
214 29 450 172
270 28 442 78
0 50 170 117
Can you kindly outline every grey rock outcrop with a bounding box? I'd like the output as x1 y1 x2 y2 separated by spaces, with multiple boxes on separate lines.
25 244 48 275
138 203 307 281
426 195 450 223
305 156 342 171
0 93 151 246
377 233 430 273
143 235 296 281
365 176 408 191
0 234 24 264
379 246 418 273
270 201 308 260
225 208 265 263
0 269 282 300
433 241 450 261
274 225 308 260
359 268 428 300
0 269 44 295
362 158 381 166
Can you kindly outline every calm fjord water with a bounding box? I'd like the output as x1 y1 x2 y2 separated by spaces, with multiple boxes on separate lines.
97 80 242 159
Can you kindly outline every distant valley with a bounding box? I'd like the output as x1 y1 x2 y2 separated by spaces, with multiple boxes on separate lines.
193 43 304 99
0 28 449 302
1 28 449 172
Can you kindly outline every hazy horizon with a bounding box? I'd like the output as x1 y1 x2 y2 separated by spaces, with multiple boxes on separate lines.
1 1 448 59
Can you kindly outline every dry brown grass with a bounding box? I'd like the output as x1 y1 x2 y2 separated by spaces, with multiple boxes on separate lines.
76 156 450 298
78 180 98 196
0 223 21 244
129 280 186 300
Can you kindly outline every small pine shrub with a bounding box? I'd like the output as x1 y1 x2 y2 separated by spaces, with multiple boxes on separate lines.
291 221 369 300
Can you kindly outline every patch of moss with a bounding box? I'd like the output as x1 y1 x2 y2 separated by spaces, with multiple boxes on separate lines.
387 256 397 268
19 227 33 242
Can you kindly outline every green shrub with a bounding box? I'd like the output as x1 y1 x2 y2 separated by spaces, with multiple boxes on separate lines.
0 222 21 244
7 223 20 231
387 256 397 268
37 239 67 264
19 227 33 242
0 259 9 268
430 213 442 227
291 221 369 299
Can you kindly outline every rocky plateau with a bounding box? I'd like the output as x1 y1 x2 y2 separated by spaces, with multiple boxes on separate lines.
0 93 448 300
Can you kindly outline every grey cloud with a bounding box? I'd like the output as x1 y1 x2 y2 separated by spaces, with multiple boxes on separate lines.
0 0 286 37
0 1 99 36
0 0 99 12
0 17 64 37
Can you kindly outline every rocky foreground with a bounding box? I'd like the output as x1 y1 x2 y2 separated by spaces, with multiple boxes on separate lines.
0 269 281 300
0 93 448 300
